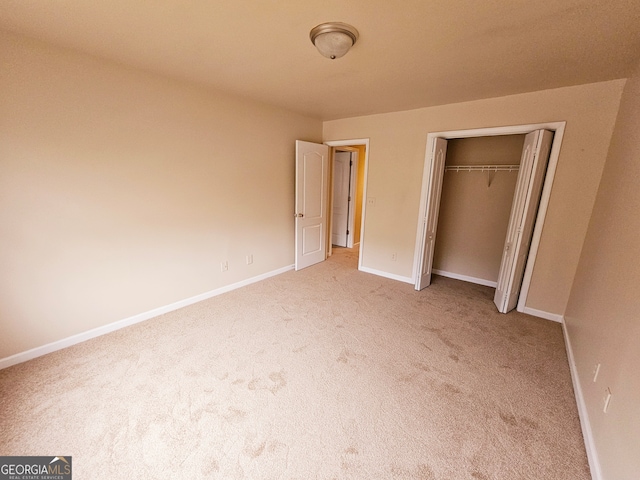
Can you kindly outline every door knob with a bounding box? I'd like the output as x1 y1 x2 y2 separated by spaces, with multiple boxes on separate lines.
295 213 304 218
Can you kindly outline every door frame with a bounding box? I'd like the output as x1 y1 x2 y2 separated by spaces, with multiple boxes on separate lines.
325 139 370 272
413 122 566 313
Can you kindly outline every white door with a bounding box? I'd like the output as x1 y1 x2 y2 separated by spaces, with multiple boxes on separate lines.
332 151 351 247
416 138 448 290
295 140 329 270
494 130 554 313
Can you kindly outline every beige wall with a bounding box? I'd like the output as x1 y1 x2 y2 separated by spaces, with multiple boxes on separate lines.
564 59 640 479
353 144 366 244
323 80 624 314
433 136 524 283
0 31 322 359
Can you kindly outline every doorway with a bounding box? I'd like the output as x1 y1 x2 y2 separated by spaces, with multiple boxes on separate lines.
413 122 566 315
325 139 370 271
331 149 358 248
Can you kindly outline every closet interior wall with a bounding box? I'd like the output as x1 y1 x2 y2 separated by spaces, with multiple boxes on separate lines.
433 135 526 286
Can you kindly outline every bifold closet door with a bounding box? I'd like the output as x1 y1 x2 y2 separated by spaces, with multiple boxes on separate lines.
416 137 448 290
494 130 554 313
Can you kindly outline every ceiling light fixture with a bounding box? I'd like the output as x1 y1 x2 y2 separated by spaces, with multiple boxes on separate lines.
310 22 359 60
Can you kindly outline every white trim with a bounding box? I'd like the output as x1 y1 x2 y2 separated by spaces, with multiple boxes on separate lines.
520 306 564 323
430 123 566 139
432 269 497 288
562 320 603 480
325 139 370 273
359 266 414 284
413 122 566 311
0 265 294 370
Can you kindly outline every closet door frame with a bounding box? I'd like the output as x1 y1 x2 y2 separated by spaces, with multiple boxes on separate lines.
413 122 566 314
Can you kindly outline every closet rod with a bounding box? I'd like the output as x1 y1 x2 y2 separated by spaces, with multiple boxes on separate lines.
445 164 520 172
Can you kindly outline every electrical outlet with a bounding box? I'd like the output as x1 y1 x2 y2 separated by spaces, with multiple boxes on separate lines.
593 363 601 383
246 254 253 265
367 197 376 207
221 261 229 272
391 252 397 261
603 388 612 413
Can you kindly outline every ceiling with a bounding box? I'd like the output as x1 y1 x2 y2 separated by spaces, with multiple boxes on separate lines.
1 0 639 120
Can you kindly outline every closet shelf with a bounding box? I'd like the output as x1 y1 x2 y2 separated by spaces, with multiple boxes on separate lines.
445 164 520 172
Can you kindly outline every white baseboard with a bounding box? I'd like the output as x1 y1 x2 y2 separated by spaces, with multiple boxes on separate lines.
521 306 564 323
432 269 497 288
562 320 602 480
358 266 414 284
0 264 295 370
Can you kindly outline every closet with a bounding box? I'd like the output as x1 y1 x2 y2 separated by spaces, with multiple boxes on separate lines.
416 128 555 314
432 135 525 287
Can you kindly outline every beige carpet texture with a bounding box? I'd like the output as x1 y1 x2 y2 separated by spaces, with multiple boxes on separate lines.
0 248 590 479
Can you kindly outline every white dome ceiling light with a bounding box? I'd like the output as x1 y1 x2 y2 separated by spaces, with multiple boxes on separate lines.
310 22 359 60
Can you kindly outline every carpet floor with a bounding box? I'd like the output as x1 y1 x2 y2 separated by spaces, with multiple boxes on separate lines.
0 247 590 479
